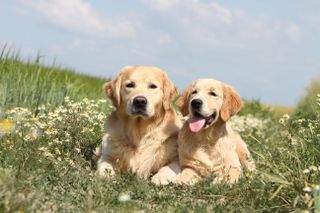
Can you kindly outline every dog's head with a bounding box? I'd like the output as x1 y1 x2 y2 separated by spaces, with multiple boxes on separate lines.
104 66 178 118
177 79 243 132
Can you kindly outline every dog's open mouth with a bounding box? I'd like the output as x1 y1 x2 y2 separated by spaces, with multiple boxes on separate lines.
189 111 217 133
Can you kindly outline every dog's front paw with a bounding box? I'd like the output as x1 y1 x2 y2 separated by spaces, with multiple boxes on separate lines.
97 161 115 177
245 161 256 172
176 170 199 185
151 168 177 185
213 167 241 184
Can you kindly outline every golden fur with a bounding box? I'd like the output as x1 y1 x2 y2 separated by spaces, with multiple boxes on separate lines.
97 66 182 185
176 79 255 185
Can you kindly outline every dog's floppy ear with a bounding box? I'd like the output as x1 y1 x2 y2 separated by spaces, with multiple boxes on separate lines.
104 72 123 108
176 87 190 116
220 84 243 122
162 72 178 110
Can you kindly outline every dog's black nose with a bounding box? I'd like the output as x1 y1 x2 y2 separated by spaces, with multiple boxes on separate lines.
191 99 203 109
133 96 147 108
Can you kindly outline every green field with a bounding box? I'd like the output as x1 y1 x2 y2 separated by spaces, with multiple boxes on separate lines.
0 50 319 212
0 47 107 114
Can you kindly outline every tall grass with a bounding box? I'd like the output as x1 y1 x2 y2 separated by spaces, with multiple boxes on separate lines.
0 46 107 113
296 78 320 119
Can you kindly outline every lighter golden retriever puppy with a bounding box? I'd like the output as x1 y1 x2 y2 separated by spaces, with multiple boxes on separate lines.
97 66 182 185
176 79 255 185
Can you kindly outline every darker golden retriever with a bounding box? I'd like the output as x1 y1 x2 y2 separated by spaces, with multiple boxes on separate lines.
176 79 255 184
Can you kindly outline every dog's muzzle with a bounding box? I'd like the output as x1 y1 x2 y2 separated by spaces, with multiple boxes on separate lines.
189 98 218 132
132 96 148 115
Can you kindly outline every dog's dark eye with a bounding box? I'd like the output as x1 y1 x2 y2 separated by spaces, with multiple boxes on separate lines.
192 90 197 94
149 84 157 89
209 91 217 97
125 82 135 88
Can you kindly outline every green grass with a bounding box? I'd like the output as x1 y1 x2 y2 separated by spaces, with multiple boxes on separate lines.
240 100 295 119
0 46 107 114
267 104 294 118
296 78 320 119
0 50 319 212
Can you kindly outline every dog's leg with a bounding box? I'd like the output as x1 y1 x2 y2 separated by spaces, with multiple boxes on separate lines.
236 138 256 171
217 149 242 183
151 160 181 185
97 134 115 177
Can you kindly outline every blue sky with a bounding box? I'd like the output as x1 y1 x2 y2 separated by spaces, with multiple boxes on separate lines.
1 0 319 105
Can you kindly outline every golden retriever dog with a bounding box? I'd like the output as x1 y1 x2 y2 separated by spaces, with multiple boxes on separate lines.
97 66 182 185
176 79 255 185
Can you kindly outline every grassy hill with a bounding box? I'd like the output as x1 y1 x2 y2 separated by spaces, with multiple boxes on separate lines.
0 51 319 212
0 48 107 113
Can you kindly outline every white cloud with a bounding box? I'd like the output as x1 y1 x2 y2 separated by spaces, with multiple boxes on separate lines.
24 0 135 38
146 0 232 25
142 0 302 48
284 23 301 41
144 0 181 11
304 14 320 34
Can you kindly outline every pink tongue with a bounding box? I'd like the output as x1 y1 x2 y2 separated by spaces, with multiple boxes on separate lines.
189 117 206 132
